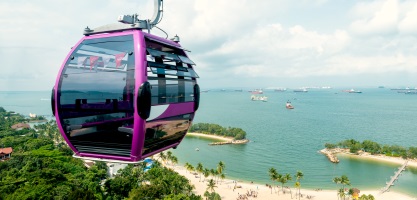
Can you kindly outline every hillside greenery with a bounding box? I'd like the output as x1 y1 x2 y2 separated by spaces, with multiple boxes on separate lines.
325 139 417 159
189 123 247 140
0 107 202 200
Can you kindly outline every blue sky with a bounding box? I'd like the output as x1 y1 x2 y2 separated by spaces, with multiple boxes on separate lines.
1 0 417 91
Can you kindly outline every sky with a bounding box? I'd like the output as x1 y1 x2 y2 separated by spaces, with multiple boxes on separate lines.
1 0 417 91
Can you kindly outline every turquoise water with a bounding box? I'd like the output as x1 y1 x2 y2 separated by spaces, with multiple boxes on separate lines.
0 91 53 118
173 89 417 197
1 89 416 196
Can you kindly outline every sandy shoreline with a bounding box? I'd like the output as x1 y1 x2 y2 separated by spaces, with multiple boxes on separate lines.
186 132 234 142
159 160 416 200
171 139 417 199
321 148 417 168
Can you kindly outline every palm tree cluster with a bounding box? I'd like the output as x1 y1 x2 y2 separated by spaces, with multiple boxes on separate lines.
268 167 304 199
333 175 351 200
184 161 225 200
184 161 226 184
358 194 375 200
158 151 178 167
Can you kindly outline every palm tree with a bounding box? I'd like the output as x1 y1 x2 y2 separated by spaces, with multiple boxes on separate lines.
268 168 278 194
170 155 178 167
333 176 342 200
189 165 195 174
276 173 283 195
220 173 225 184
217 161 225 175
340 175 350 191
341 175 350 200
203 168 210 182
217 161 225 183
166 151 173 165
206 179 217 192
295 182 300 199
338 188 345 200
196 162 204 182
359 194 375 200
210 168 216 179
185 162 191 173
281 173 292 195
294 171 304 199
159 152 166 163
333 175 350 200
333 176 341 186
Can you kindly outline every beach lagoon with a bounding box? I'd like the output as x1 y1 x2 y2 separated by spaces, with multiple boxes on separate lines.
2 89 417 197
172 88 417 197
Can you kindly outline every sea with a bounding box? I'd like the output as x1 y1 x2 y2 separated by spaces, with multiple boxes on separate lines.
1 89 416 197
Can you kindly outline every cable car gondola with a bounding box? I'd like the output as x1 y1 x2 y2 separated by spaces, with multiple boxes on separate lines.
51 0 200 163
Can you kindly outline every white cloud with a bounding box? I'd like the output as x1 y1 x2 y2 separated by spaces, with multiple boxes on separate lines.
350 0 398 35
349 0 417 35
398 2 417 34
1 0 417 90
202 24 351 78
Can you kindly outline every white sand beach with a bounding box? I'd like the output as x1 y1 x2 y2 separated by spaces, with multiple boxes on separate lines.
165 163 415 200
341 151 417 168
321 148 417 168
186 132 234 142
174 137 417 199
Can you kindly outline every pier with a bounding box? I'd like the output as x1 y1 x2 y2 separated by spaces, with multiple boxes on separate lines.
380 160 408 194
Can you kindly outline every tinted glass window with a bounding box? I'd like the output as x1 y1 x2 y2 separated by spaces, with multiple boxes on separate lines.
145 38 198 105
149 78 194 105
143 114 193 156
57 35 135 156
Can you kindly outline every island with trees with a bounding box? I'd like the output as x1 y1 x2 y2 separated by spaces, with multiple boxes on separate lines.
188 123 249 145
321 139 417 165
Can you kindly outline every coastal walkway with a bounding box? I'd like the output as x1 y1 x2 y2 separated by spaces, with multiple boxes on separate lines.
380 160 408 194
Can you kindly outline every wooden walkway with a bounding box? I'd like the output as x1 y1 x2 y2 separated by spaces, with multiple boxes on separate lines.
380 160 408 194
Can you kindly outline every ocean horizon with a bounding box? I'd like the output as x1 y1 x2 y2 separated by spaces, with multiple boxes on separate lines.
1 88 416 197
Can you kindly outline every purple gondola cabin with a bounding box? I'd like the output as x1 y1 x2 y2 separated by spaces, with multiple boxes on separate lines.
51 0 200 163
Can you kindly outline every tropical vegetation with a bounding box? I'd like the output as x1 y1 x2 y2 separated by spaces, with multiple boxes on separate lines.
189 123 246 140
0 107 202 200
325 139 417 159
268 167 303 198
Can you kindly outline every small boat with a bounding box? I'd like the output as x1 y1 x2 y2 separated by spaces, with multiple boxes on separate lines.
293 88 308 92
286 101 294 109
343 89 362 93
195 148 199 151
251 95 268 101
274 88 287 92
251 89 263 94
